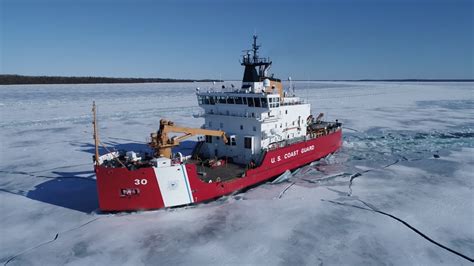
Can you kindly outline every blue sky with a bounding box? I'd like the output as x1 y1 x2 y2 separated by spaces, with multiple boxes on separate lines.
1 0 472 80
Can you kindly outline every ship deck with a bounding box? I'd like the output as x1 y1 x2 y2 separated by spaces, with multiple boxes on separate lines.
186 159 247 183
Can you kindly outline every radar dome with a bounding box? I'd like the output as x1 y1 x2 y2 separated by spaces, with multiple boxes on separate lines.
263 78 271 87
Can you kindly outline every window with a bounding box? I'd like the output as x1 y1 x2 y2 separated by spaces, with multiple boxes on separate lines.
219 96 226 104
248 97 255 107
236 97 243 104
227 97 235 104
230 136 236 146
198 96 204 105
254 98 261 107
243 97 248 105
269 97 280 108
204 96 210 105
285 110 288 114
205 135 212 143
253 126 257 132
244 137 252 149
210 96 216 105
240 125 243 130
261 98 268 108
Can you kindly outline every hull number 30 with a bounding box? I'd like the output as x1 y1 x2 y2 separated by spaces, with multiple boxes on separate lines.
134 179 148 185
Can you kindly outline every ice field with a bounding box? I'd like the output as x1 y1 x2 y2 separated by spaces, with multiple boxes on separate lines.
0 81 473 265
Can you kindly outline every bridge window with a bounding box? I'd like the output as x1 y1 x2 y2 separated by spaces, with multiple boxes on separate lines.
198 96 204 105
204 96 210 105
227 97 235 104
210 96 216 105
243 97 248 105
236 97 243 104
205 135 212 143
230 136 236 146
219 96 226 104
261 98 268 108
254 98 261 107
247 97 255 107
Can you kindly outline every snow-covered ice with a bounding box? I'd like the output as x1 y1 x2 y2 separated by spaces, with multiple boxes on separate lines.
0 81 473 265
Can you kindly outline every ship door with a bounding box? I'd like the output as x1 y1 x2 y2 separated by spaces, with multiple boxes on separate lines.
244 136 254 162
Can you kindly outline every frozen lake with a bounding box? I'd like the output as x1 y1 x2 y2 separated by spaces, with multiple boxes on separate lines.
0 81 473 265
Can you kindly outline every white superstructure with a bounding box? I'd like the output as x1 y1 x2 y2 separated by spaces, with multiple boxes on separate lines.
197 90 309 164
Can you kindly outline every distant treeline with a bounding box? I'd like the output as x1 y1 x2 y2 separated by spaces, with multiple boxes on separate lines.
0 75 221 85
339 79 474 82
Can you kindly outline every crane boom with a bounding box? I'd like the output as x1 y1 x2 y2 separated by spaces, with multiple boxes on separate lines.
149 119 228 158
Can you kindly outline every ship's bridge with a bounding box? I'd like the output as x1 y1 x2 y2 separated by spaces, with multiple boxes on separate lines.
197 92 281 109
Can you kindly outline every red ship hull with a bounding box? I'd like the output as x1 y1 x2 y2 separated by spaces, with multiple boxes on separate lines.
95 129 342 212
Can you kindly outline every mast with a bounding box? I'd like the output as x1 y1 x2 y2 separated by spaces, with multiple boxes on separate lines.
92 101 100 165
252 34 260 62
241 35 272 86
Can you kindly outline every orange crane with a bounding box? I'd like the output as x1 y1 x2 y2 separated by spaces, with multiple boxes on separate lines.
149 119 228 158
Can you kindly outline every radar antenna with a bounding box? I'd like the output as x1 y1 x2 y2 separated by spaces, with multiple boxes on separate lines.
252 34 260 61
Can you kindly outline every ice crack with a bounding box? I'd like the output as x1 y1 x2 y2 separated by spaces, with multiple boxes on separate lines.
3 218 101 265
322 199 474 263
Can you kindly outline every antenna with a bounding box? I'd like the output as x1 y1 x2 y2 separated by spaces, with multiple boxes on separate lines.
288 77 293 94
252 34 260 61
92 101 100 165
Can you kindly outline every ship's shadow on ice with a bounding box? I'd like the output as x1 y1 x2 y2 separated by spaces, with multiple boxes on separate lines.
26 171 99 213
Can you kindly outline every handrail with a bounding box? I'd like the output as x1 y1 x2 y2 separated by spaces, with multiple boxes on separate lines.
265 127 341 152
